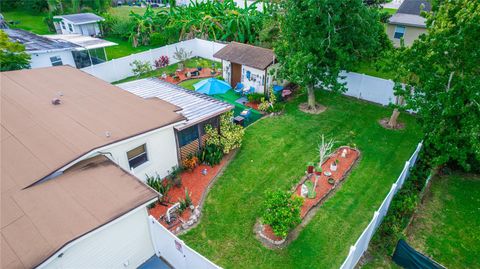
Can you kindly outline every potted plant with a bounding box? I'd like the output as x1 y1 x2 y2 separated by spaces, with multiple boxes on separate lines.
307 162 315 174
330 159 339 172
328 178 335 185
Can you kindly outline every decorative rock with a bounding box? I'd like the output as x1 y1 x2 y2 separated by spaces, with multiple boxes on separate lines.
341 149 348 158
300 184 308 198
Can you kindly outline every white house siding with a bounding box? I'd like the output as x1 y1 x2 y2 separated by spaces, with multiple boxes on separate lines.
103 125 180 182
241 65 266 94
30 50 76 69
221 60 231 85
40 208 155 269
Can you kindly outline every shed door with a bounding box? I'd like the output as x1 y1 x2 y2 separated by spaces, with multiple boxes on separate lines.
231 63 242 87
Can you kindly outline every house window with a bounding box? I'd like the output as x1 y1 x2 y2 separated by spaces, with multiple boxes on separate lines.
50 56 63 66
200 117 219 135
127 144 148 169
61 21 66 29
68 23 73 32
178 125 199 147
394 25 406 39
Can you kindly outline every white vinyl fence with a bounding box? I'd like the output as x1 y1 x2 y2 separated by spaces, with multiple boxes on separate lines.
81 38 226 83
148 216 222 269
83 38 397 106
339 142 423 269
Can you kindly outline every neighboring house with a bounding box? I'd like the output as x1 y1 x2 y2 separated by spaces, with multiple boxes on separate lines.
3 29 116 69
118 78 234 161
0 14 8 29
53 13 104 36
214 42 279 95
387 0 431 47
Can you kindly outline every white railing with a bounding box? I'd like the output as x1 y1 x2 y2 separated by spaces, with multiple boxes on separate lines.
148 216 222 269
339 141 423 269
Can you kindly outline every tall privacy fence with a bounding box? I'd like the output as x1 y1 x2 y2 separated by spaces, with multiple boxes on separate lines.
148 216 222 269
339 142 423 269
83 39 396 106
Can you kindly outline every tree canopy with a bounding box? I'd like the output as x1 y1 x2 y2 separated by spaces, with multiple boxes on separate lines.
393 0 480 171
274 0 388 109
0 31 30 71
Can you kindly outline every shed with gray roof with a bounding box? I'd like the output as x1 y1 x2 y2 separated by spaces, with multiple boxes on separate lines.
53 13 104 36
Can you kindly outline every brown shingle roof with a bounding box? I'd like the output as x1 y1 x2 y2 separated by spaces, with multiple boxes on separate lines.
213 42 275 70
0 66 183 268
1 156 158 269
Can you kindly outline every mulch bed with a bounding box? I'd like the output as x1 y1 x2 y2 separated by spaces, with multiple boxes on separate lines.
161 67 220 85
245 102 260 110
148 154 231 232
259 146 360 245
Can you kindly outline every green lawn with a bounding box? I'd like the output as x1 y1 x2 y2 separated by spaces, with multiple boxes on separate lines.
406 173 480 268
180 90 422 268
104 37 158 60
108 6 148 19
383 8 397 15
2 10 51 34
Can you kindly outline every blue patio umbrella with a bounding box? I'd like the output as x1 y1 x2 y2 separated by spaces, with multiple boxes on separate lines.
194 78 232 95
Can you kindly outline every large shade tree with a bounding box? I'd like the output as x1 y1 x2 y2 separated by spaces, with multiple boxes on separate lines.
274 0 388 110
393 0 480 171
0 31 30 71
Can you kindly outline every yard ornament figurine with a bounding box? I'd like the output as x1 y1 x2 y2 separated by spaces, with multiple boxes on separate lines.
341 148 348 158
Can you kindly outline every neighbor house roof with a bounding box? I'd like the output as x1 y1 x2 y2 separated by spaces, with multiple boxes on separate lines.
213 42 276 70
54 13 104 25
3 29 79 53
1 66 184 268
43 34 118 50
1 155 158 269
118 78 233 130
388 0 431 28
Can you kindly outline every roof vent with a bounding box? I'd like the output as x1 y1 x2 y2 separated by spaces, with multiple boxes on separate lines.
51 98 61 105
105 131 111 138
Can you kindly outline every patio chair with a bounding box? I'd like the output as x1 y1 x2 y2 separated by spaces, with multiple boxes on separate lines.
234 83 244 94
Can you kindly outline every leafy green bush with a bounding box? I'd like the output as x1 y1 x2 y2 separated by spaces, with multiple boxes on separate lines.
247 93 265 103
262 190 304 238
146 173 171 204
199 143 224 166
178 188 193 214
150 32 168 46
111 19 135 40
204 111 244 154
130 60 153 77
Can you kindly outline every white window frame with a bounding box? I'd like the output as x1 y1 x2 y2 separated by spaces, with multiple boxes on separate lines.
50 56 63 66
61 21 66 30
68 23 73 32
394 25 406 39
126 144 149 170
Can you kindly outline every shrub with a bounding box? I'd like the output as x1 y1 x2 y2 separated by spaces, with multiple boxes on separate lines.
150 32 169 46
166 166 183 187
146 174 171 203
199 143 224 166
111 19 135 40
178 188 193 214
155 55 169 69
182 154 199 171
204 111 244 154
130 60 153 77
247 93 265 103
262 190 304 238
258 88 277 112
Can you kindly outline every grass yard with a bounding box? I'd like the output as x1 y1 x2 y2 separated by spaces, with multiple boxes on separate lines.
2 10 51 34
108 6 148 19
180 90 422 268
383 8 397 15
406 173 480 268
103 37 158 59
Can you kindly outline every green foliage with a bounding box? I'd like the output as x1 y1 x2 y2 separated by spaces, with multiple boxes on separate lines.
304 180 316 199
205 111 244 154
166 166 182 187
199 143 224 166
262 190 303 238
129 6 156 47
146 173 171 204
0 31 31 71
247 93 264 103
274 0 388 108
258 87 278 112
390 0 480 171
108 17 135 40
129 60 153 77
178 188 193 214
150 32 168 46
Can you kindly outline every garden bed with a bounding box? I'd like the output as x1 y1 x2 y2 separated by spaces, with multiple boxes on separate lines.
161 67 220 85
148 152 234 234
257 146 360 247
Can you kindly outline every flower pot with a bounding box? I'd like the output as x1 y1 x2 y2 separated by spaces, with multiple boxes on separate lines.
307 165 314 174
328 178 335 185
330 163 337 172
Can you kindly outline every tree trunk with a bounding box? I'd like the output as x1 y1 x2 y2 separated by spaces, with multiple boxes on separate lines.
388 108 400 128
307 85 316 109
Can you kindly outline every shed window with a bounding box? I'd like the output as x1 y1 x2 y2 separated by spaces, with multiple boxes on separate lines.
394 26 406 39
61 21 66 29
50 56 63 66
68 23 73 32
127 144 148 169
178 125 199 147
